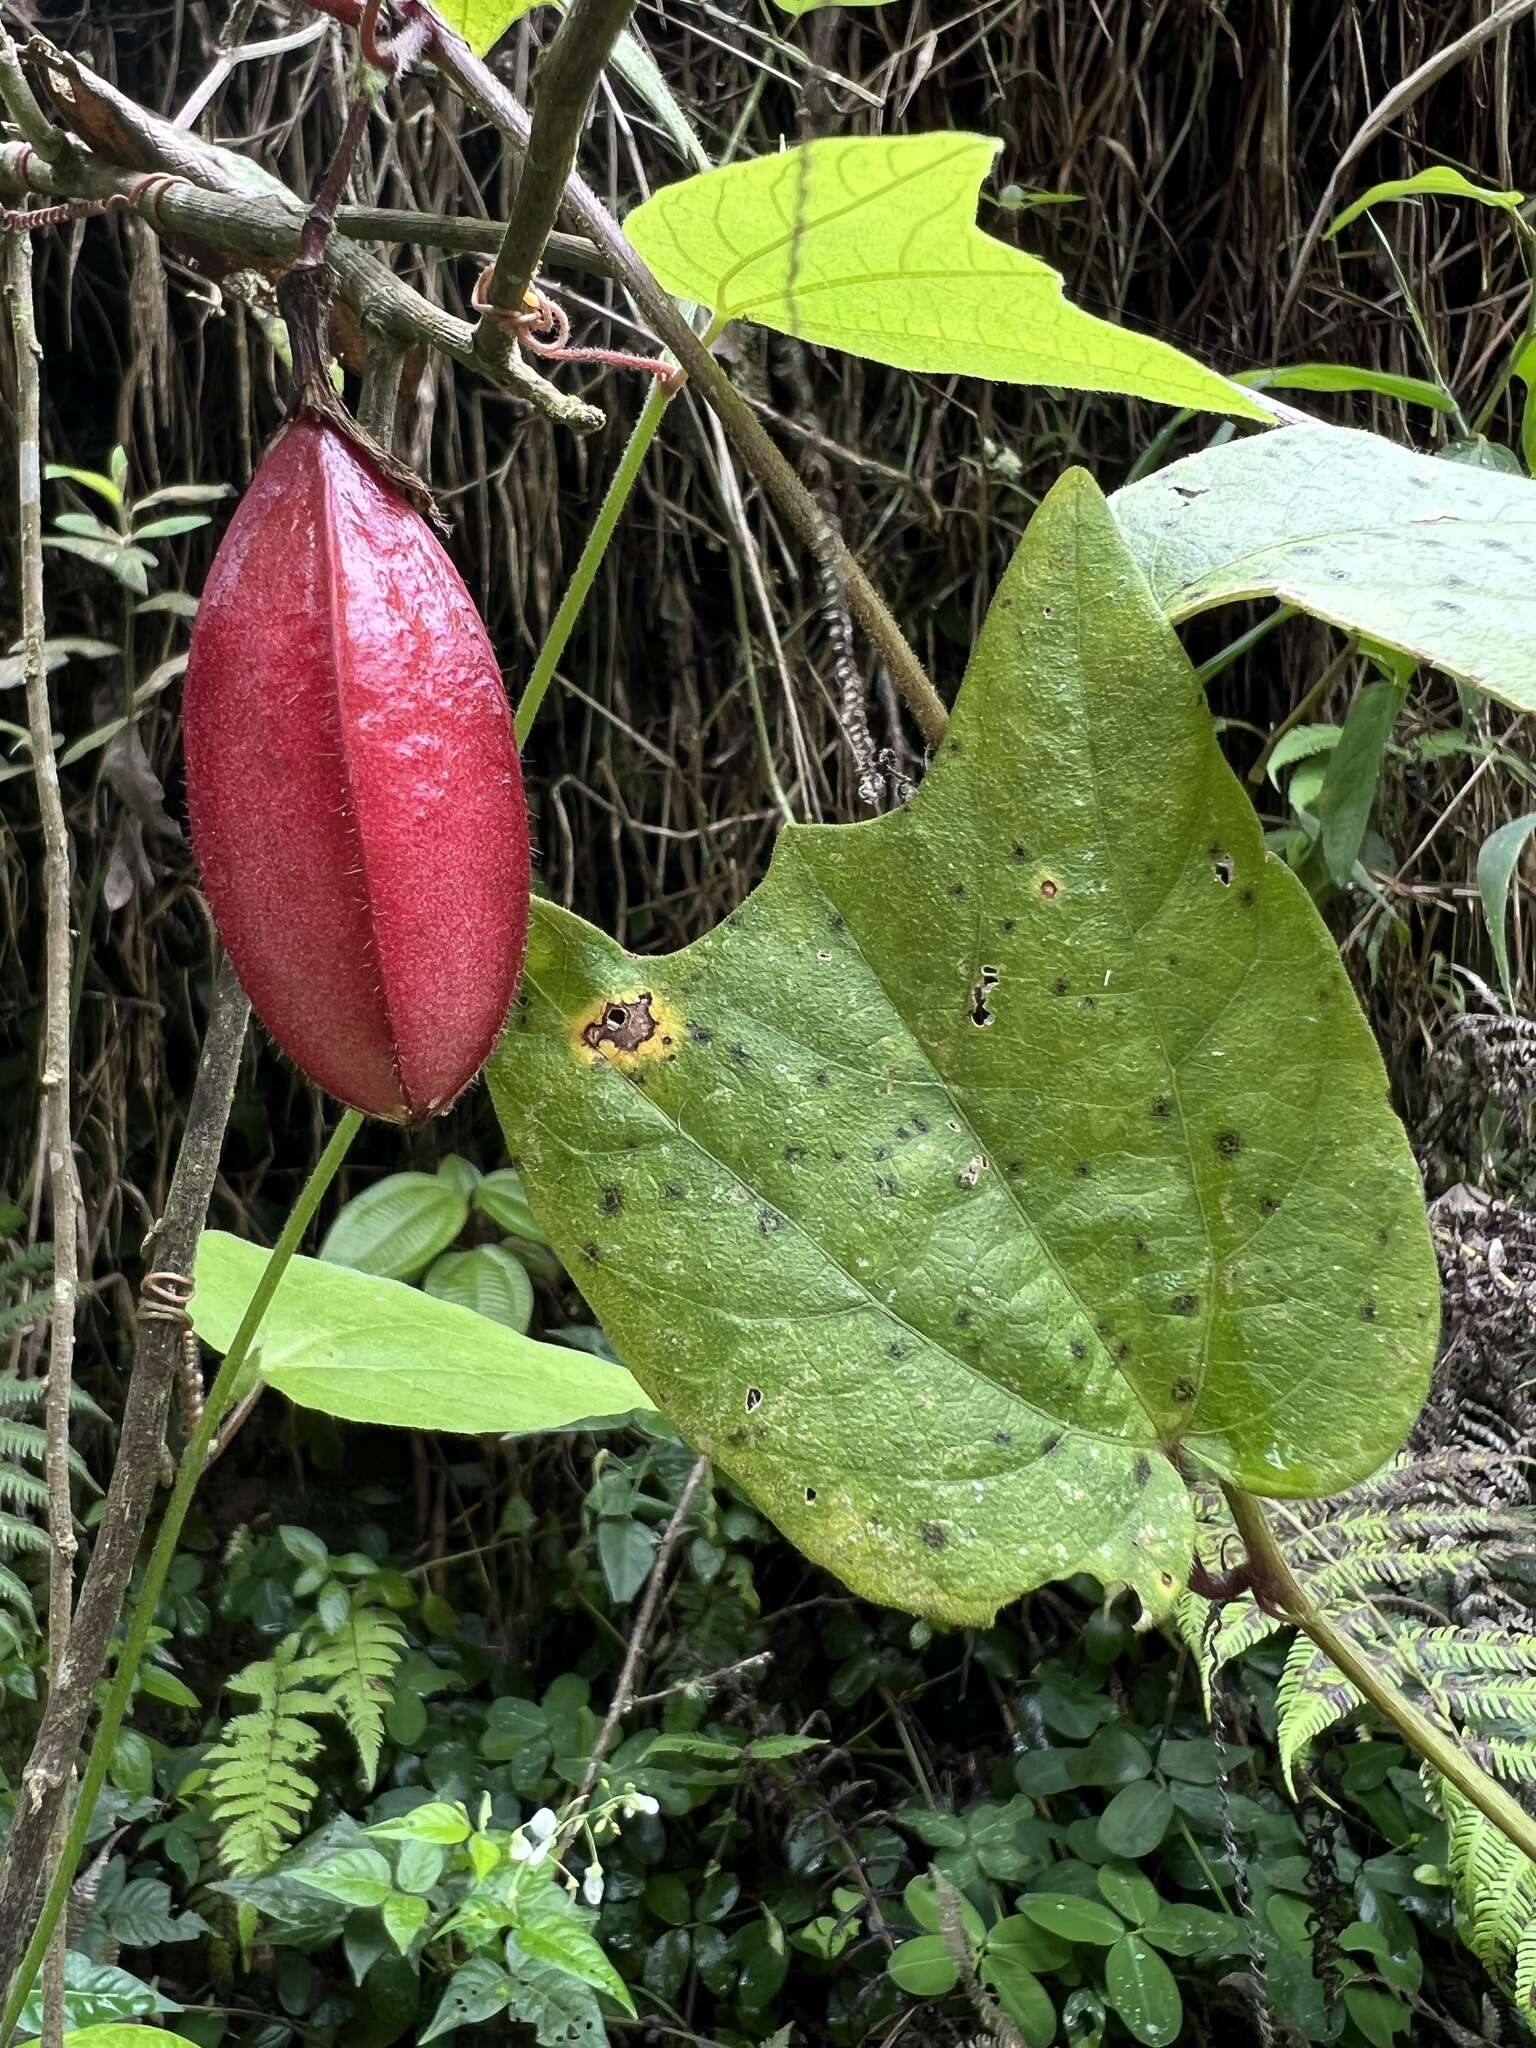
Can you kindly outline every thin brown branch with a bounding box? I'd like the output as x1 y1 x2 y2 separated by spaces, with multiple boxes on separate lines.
473 0 637 351
0 127 602 433
0 23 65 159
0 961 250 1999
5 208 77 2048
569 1457 710 1828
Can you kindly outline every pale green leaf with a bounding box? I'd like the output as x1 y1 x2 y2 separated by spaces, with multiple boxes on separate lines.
383 1890 429 1952
1111 421 1536 715
473 1166 548 1243
626 135 1263 417
1327 167 1524 239
1476 812 1536 1005
489 473 1437 1629
319 1172 468 1279
192 1232 648 1433
62 2031 203 2048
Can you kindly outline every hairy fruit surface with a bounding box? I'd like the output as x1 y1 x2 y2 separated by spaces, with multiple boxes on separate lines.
184 418 529 1123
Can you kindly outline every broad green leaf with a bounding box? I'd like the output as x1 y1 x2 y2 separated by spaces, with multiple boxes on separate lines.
1105 1931 1182 2047
1097 1865 1160 1927
319 1171 468 1279
423 1245 535 1333
1476 812 1536 1004
979 1953 1056 2046
17 1959 177 2038
510 1912 637 2014
1512 336 1536 475
1237 363 1454 412
887 1934 959 1995
1312 680 1401 887
293 1846 394 1908
420 1958 512 2045
383 1890 429 1953
368 1801 472 1844
626 135 1263 417
1111 422 1536 716
490 474 1436 1627
473 1166 548 1243
1327 167 1524 239
1096 1781 1173 1858
1018 1895 1125 1947
191 1232 647 1433
1141 1903 1246 1956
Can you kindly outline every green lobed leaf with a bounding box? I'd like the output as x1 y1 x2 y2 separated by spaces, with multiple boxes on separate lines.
489 472 1437 1628
1476 812 1536 1005
625 135 1263 417
1111 421 1536 716
1327 166 1524 239
191 1232 647 1434
319 1172 469 1279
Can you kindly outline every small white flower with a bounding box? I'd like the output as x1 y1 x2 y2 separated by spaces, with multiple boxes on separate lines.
582 1864 604 1906
627 1792 659 1817
526 1807 558 1843
509 1831 534 1863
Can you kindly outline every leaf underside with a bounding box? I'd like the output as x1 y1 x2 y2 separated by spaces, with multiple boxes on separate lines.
1111 421 1536 716
489 472 1437 1627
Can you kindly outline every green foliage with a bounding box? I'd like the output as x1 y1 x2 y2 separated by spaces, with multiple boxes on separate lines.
626 135 1263 415
0 1341 102 1655
303 1603 407 1790
1477 812 1536 1004
191 1231 646 1433
490 471 1437 1628
1327 167 1526 239
201 1636 337 1876
1110 421 1536 717
1182 1457 1536 2019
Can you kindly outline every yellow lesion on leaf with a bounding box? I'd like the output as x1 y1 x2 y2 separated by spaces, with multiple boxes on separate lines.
569 987 685 1069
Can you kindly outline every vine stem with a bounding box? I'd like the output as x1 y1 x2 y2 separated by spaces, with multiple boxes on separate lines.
1225 1486 1536 1863
0 1110 364 2047
514 328 706 743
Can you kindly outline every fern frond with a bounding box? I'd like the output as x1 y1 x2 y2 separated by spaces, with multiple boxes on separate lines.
304 1604 405 1787
0 1245 54 1295
0 1561 36 1625
0 1512 50 1556
0 1293 53 1343
1443 1783 1536 1995
0 1469 49 1514
1274 1637 1363 1789
202 1637 334 1876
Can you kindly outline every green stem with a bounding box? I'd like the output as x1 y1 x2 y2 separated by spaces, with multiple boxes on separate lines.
1246 637 1356 788
1225 1487 1536 1864
0 1109 363 2044
514 375 674 747
1195 602 1296 692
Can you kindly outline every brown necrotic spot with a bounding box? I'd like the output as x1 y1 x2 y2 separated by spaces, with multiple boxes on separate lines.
745 1386 762 1413
993 1430 1013 1447
1070 1338 1087 1360
1039 1432 1064 1456
804 1486 818 1504
956 1307 975 1329
1216 1129 1243 1158
600 1186 623 1215
757 1207 785 1235
887 1340 909 1360
1170 1293 1199 1317
728 1042 751 1064
1039 876 1060 900
1171 1377 1196 1404
1360 1298 1377 1322
581 991 661 1056
662 1182 685 1201
1134 1455 1152 1487
784 1144 807 1162
1151 1097 1172 1120
581 1241 601 1263
921 1522 948 1551
875 1173 898 1196
1052 976 1070 997
687 1022 714 1045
